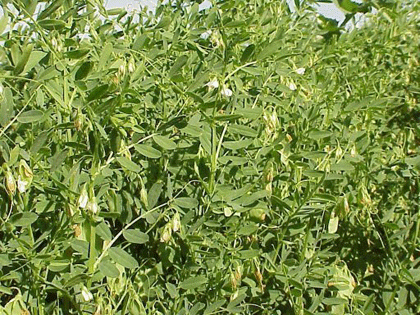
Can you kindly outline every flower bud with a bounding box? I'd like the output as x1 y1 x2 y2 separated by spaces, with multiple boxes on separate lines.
81 286 93 302
128 60 135 73
87 197 98 214
221 86 233 97
172 212 181 232
206 78 219 90
200 30 212 40
78 185 88 209
118 63 126 77
295 67 305 75
160 223 172 243
249 208 266 222
5 171 16 196
289 82 297 91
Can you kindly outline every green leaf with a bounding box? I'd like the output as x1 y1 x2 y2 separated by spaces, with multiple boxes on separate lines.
108 247 139 269
98 43 113 69
38 19 66 30
153 135 176 150
214 114 242 122
239 249 260 259
38 0 64 20
204 300 225 315
169 55 188 78
0 11 8 35
9 212 38 226
322 297 348 305
75 61 93 81
116 156 141 172
65 49 90 59
14 44 33 75
308 130 333 140
99 259 120 278
96 221 112 241
87 84 109 102
222 139 253 150
229 124 258 137
123 229 149 244
0 87 13 127
179 275 207 290
173 197 199 209
241 44 255 63
155 16 172 29
257 40 283 60
50 149 68 173
70 240 89 257
148 182 163 209
17 110 44 123
238 223 259 236
23 51 47 73
166 283 178 299
134 144 162 159
31 131 49 154
331 160 355 171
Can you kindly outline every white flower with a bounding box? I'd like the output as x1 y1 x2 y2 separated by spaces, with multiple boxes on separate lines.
81 286 93 302
296 67 305 75
78 188 88 209
206 78 219 89
221 86 233 97
87 198 98 214
76 33 91 41
289 82 297 91
200 30 212 40
17 176 28 193
127 61 135 73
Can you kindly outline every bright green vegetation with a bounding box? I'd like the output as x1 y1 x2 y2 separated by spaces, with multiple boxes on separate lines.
0 0 419 314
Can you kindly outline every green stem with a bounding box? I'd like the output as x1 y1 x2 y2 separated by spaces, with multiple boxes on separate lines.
88 217 96 277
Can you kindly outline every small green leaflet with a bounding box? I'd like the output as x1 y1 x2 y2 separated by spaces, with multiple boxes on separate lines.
308 130 333 140
153 135 176 150
169 55 188 78
9 212 38 226
99 259 120 278
50 149 68 173
257 40 283 60
0 87 13 127
116 156 141 172
179 275 207 290
173 197 199 209
17 110 44 123
108 247 139 269
134 144 162 159
96 221 112 241
229 124 258 137
38 19 66 30
123 229 149 244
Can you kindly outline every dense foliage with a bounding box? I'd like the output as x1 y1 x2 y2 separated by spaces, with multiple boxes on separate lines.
0 0 419 314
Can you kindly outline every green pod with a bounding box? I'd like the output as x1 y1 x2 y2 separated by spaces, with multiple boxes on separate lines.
248 208 266 223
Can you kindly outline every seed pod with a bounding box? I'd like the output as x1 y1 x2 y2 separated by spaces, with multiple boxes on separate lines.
110 128 121 154
140 187 148 207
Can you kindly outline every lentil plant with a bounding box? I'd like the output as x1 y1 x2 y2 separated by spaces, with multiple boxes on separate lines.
0 0 419 314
